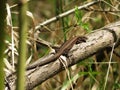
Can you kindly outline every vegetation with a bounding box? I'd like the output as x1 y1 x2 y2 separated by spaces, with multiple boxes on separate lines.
16 0 28 90
0 0 7 90
2 0 120 90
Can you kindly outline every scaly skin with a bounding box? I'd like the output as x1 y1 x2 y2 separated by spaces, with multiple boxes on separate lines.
27 36 87 70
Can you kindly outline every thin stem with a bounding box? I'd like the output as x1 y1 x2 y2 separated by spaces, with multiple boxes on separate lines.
0 1 7 90
104 43 115 90
16 1 28 90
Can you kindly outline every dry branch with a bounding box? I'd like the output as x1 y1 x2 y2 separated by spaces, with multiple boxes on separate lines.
35 0 99 31
6 21 120 90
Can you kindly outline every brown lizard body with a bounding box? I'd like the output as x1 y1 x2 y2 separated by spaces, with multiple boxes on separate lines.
26 36 87 70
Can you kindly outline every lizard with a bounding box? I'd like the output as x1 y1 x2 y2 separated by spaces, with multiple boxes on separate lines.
26 36 87 70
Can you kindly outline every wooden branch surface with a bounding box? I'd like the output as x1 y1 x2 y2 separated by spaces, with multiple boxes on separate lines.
6 21 120 90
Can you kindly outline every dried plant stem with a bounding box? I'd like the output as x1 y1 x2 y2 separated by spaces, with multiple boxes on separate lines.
104 43 115 90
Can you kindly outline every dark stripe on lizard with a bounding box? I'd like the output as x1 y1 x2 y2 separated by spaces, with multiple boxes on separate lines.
26 36 87 70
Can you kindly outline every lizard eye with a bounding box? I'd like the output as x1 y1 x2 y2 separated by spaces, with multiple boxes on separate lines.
76 36 87 44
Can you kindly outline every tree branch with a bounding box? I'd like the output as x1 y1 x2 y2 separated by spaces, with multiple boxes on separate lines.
6 21 120 90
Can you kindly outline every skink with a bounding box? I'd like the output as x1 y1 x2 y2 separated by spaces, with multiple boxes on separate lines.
27 36 87 70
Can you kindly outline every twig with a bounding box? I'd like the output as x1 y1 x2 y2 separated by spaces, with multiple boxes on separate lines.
84 8 120 12
35 0 100 31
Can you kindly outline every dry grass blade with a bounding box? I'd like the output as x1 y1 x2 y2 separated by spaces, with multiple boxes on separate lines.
6 4 15 69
